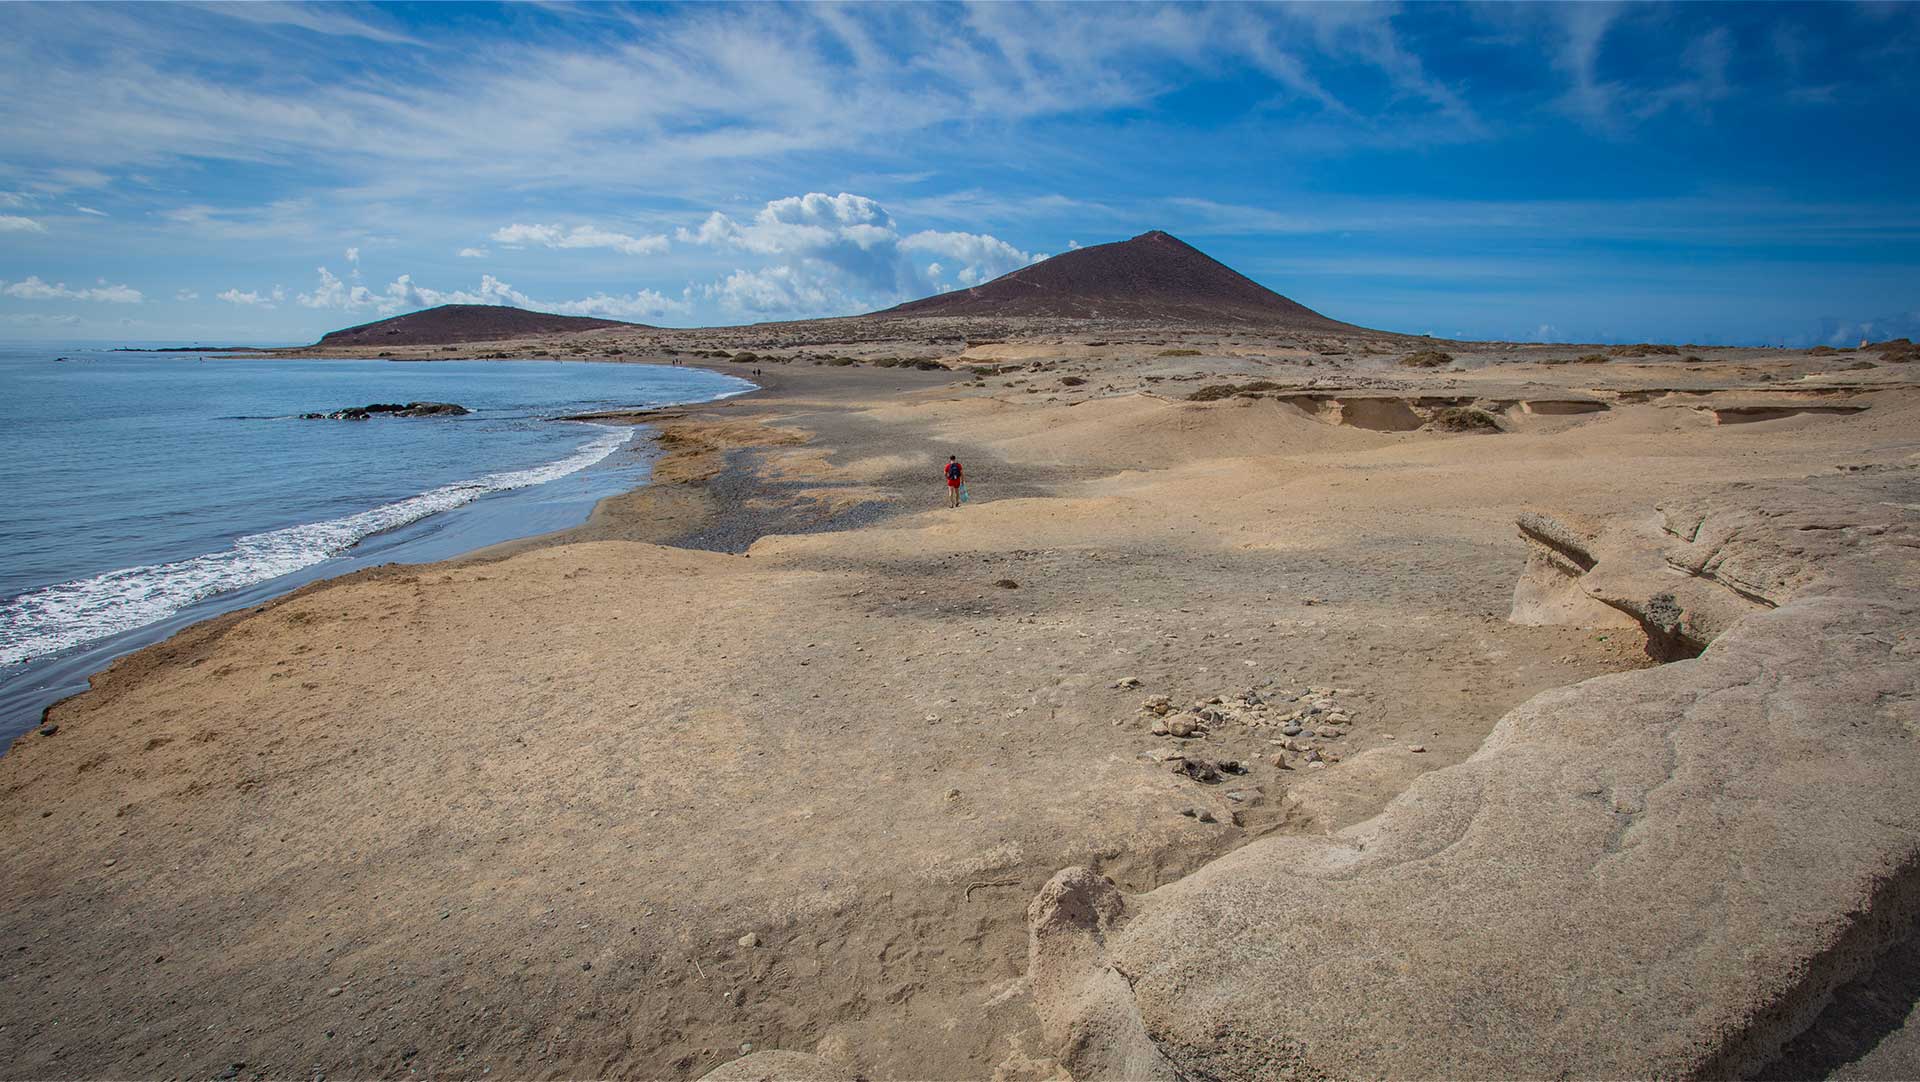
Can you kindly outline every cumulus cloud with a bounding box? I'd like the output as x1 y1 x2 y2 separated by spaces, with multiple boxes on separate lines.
218 285 284 306
0 215 46 232
457 247 489 259
2 275 141 302
491 223 669 256
176 289 200 301
344 246 359 264
680 191 1038 315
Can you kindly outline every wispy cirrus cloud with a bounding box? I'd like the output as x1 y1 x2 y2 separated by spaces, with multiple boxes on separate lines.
490 223 669 257
2 275 141 302
291 265 685 321
0 215 45 232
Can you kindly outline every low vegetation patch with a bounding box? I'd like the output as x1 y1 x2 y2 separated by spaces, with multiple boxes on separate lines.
1185 379 1284 402
731 351 758 363
1608 343 1681 357
1398 349 1454 368
1427 406 1503 433
1060 376 1086 386
1871 338 1916 363
1158 348 1204 357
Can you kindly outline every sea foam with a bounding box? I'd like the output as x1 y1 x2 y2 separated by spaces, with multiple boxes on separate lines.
0 424 633 667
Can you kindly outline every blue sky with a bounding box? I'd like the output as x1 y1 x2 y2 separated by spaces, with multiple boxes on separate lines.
0 1 1915 346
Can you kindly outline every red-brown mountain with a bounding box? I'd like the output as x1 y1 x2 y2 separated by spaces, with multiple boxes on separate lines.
314 304 647 348
871 230 1361 330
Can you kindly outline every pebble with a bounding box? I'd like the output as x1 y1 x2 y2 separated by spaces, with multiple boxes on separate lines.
37 725 57 737
738 933 759 949
326 986 343 997
1409 745 1427 753
1281 724 1303 737
1114 676 1142 688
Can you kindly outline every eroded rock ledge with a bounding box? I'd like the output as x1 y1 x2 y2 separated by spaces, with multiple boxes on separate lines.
1027 467 1920 1080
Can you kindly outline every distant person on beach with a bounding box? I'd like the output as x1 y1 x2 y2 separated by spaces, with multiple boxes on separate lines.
944 455 965 507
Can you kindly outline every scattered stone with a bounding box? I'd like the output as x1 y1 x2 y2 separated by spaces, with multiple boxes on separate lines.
1269 754 1292 770
1196 809 1218 824
1114 676 1142 688
1408 745 1427 753
326 986 343 997
1150 718 1171 736
1166 716 1205 739
37 724 57 737
995 579 1020 589
1141 695 1173 716
738 933 759 949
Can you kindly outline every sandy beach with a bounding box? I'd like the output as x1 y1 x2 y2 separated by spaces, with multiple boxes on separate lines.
3 322 1917 1079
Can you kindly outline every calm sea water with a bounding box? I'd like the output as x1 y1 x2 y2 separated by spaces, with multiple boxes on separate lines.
0 345 752 742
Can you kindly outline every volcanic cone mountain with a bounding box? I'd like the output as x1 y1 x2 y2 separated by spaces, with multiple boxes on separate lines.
314 304 648 348
873 230 1365 330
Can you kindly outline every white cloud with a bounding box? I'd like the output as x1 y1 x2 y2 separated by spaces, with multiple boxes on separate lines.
0 215 46 232
900 230 1039 285
176 289 200 301
682 191 1038 315
217 288 271 306
290 265 686 321
0 192 31 208
73 205 107 217
457 247 489 259
490 223 669 256
344 246 359 264
2 275 141 302
704 265 843 315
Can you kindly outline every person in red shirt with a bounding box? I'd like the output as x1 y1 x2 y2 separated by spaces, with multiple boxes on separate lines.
943 455 964 507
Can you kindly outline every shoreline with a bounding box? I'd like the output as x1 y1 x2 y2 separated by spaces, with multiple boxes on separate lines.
0 360 767 745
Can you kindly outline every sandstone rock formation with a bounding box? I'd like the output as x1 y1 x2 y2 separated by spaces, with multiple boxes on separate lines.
1027 467 1920 1079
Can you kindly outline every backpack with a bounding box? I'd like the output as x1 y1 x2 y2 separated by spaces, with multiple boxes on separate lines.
946 462 961 481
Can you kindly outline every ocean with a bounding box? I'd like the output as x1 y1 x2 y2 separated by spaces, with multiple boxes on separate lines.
0 344 753 744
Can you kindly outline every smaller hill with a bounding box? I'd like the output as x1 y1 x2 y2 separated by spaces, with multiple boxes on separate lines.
870 230 1366 331
315 305 647 348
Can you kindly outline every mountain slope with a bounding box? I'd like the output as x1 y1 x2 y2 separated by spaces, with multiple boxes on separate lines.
871 230 1362 330
314 305 647 348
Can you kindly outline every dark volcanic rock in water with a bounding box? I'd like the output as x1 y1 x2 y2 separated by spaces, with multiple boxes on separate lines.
301 401 470 420
313 304 649 348
869 230 1366 330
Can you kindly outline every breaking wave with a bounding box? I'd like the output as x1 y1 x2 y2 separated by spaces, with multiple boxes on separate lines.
0 424 633 667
